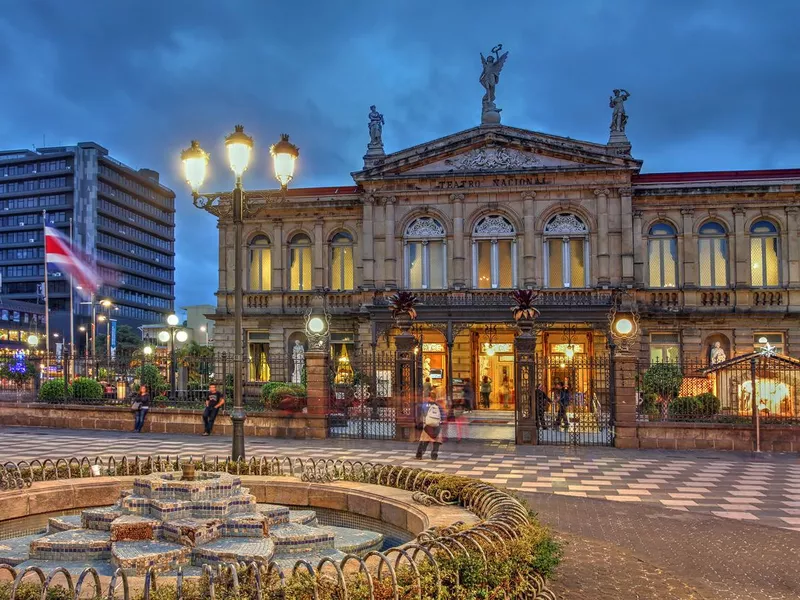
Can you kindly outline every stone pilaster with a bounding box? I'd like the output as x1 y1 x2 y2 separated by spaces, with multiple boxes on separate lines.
680 208 696 289
619 187 634 286
595 188 611 286
271 219 283 291
383 196 397 288
785 206 799 285
613 349 639 449
450 193 466 288
362 195 376 289
522 192 536 287
632 210 644 285
313 218 324 290
304 350 329 439
732 207 748 288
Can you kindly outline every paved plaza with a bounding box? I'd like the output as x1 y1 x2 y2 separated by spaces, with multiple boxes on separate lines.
1 427 799 598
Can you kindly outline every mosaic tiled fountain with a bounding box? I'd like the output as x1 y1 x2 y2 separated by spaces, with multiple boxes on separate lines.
1 467 384 576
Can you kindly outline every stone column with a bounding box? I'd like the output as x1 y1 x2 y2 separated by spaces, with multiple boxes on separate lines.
272 219 284 291
362 195 376 289
595 188 611 286
680 208 696 289
632 210 644 285
733 207 748 287
514 322 538 444
620 187 634 285
612 344 639 449
313 218 324 290
394 319 417 441
522 192 536 287
450 193 466 289
786 206 799 285
383 196 397 288
304 350 329 439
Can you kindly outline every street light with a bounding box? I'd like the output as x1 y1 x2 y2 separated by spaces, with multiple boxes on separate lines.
182 126 299 461
161 313 188 401
27 334 39 348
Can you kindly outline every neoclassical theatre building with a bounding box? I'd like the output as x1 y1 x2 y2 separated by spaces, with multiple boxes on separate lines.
210 87 800 409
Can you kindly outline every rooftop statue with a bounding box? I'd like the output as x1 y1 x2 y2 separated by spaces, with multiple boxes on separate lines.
479 44 508 124
609 88 630 133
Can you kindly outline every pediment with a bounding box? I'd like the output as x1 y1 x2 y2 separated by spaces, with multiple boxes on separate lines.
352 124 642 182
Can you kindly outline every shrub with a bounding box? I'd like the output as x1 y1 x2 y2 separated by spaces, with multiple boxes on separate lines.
70 377 103 400
668 395 702 419
265 383 306 410
38 378 68 402
136 364 166 391
641 363 683 415
696 392 721 415
260 381 286 400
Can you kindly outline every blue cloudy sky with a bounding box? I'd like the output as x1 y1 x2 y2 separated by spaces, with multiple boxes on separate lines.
1 1 798 309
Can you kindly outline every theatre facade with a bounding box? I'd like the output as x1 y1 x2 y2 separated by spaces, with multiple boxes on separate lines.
208 99 800 446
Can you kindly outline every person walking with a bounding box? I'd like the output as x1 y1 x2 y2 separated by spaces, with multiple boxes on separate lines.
534 383 551 430
462 379 475 412
499 374 511 409
553 381 571 430
415 395 444 460
202 383 225 436
480 375 492 409
132 385 150 433
423 377 432 400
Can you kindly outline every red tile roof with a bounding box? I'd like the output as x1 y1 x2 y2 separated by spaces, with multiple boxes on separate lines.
633 169 800 184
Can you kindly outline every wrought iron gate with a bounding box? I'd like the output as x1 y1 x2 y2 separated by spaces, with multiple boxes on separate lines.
516 354 614 446
327 350 399 439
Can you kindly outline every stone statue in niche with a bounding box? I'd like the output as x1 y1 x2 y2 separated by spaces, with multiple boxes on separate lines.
292 340 305 384
709 341 727 365
368 105 384 148
479 44 509 124
609 89 631 133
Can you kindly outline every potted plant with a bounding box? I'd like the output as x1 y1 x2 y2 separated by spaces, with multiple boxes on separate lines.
511 290 541 323
387 291 419 331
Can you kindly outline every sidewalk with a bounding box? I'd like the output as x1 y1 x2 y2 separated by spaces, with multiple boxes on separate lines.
1 427 798 531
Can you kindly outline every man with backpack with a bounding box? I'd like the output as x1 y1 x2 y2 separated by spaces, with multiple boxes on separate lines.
415 395 445 460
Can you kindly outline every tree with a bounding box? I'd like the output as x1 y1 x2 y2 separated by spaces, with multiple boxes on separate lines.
641 363 683 418
95 324 141 355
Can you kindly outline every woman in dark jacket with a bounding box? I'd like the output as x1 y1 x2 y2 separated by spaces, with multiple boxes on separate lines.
133 385 150 433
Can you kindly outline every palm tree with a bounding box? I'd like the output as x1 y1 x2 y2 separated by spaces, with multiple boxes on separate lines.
387 291 420 321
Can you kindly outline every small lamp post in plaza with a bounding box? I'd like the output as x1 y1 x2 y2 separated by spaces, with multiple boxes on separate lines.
181 126 300 461
159 314 188 401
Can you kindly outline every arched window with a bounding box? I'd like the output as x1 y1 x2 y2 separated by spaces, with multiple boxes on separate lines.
698 222 728 287
288 233 312 291
330 232 354 291
248 235 271 291
750 220 779 287
472 215 517 289
648 223 677 288
543 213 589 288
404 217 446 289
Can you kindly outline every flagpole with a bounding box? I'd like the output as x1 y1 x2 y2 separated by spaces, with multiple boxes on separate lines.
43 210 50 357
69 218 75 359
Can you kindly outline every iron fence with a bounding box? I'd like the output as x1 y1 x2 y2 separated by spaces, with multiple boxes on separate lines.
327 348 401 439
636 356 800 425
2 351 294 413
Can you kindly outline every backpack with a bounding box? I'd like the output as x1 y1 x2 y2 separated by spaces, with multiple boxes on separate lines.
424 403 442 427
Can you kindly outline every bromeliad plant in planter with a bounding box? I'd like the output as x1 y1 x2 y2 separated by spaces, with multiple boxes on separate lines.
387 291 419 330
511 289 541 323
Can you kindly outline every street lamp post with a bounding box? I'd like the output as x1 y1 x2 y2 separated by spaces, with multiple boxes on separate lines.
160 314 188 401
181 126 299 461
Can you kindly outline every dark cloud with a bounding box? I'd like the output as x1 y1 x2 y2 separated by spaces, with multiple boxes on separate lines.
1 0 797 308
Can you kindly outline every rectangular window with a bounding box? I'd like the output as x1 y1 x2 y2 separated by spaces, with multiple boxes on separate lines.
249 248 271 291
569 238 585 288
649 239 677 288
547 239 563 288
331 246 354 291
289 246 311 291
699 238 728 287
407 242 423 289
753 333 784 354
476 240 492 289
497 240 513 288
428 241 445 290
751 237 780 287
650 333 680 363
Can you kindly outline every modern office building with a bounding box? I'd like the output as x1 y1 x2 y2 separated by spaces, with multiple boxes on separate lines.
0 142 175 345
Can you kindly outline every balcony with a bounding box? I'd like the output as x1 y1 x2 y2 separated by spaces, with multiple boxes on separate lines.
240 291 360 314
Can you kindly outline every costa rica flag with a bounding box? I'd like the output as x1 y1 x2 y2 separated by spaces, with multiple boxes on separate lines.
44 226 102 296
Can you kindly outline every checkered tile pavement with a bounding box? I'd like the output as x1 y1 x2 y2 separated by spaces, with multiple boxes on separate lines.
2 427 799 532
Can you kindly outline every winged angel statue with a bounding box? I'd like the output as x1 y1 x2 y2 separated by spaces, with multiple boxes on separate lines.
479 44 509 106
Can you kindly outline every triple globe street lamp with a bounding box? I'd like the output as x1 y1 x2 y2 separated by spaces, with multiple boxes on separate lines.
158 314 188 402
180 127 299 460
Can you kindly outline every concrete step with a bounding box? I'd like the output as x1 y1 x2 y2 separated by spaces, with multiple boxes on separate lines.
269 522 334 554
29 529 111 561
322 525 384 554
47 515 82 533
111 540 190 576
191 537 275 565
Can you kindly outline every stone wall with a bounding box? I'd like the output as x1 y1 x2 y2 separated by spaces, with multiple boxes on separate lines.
633 422 800 452
0 404 318 439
